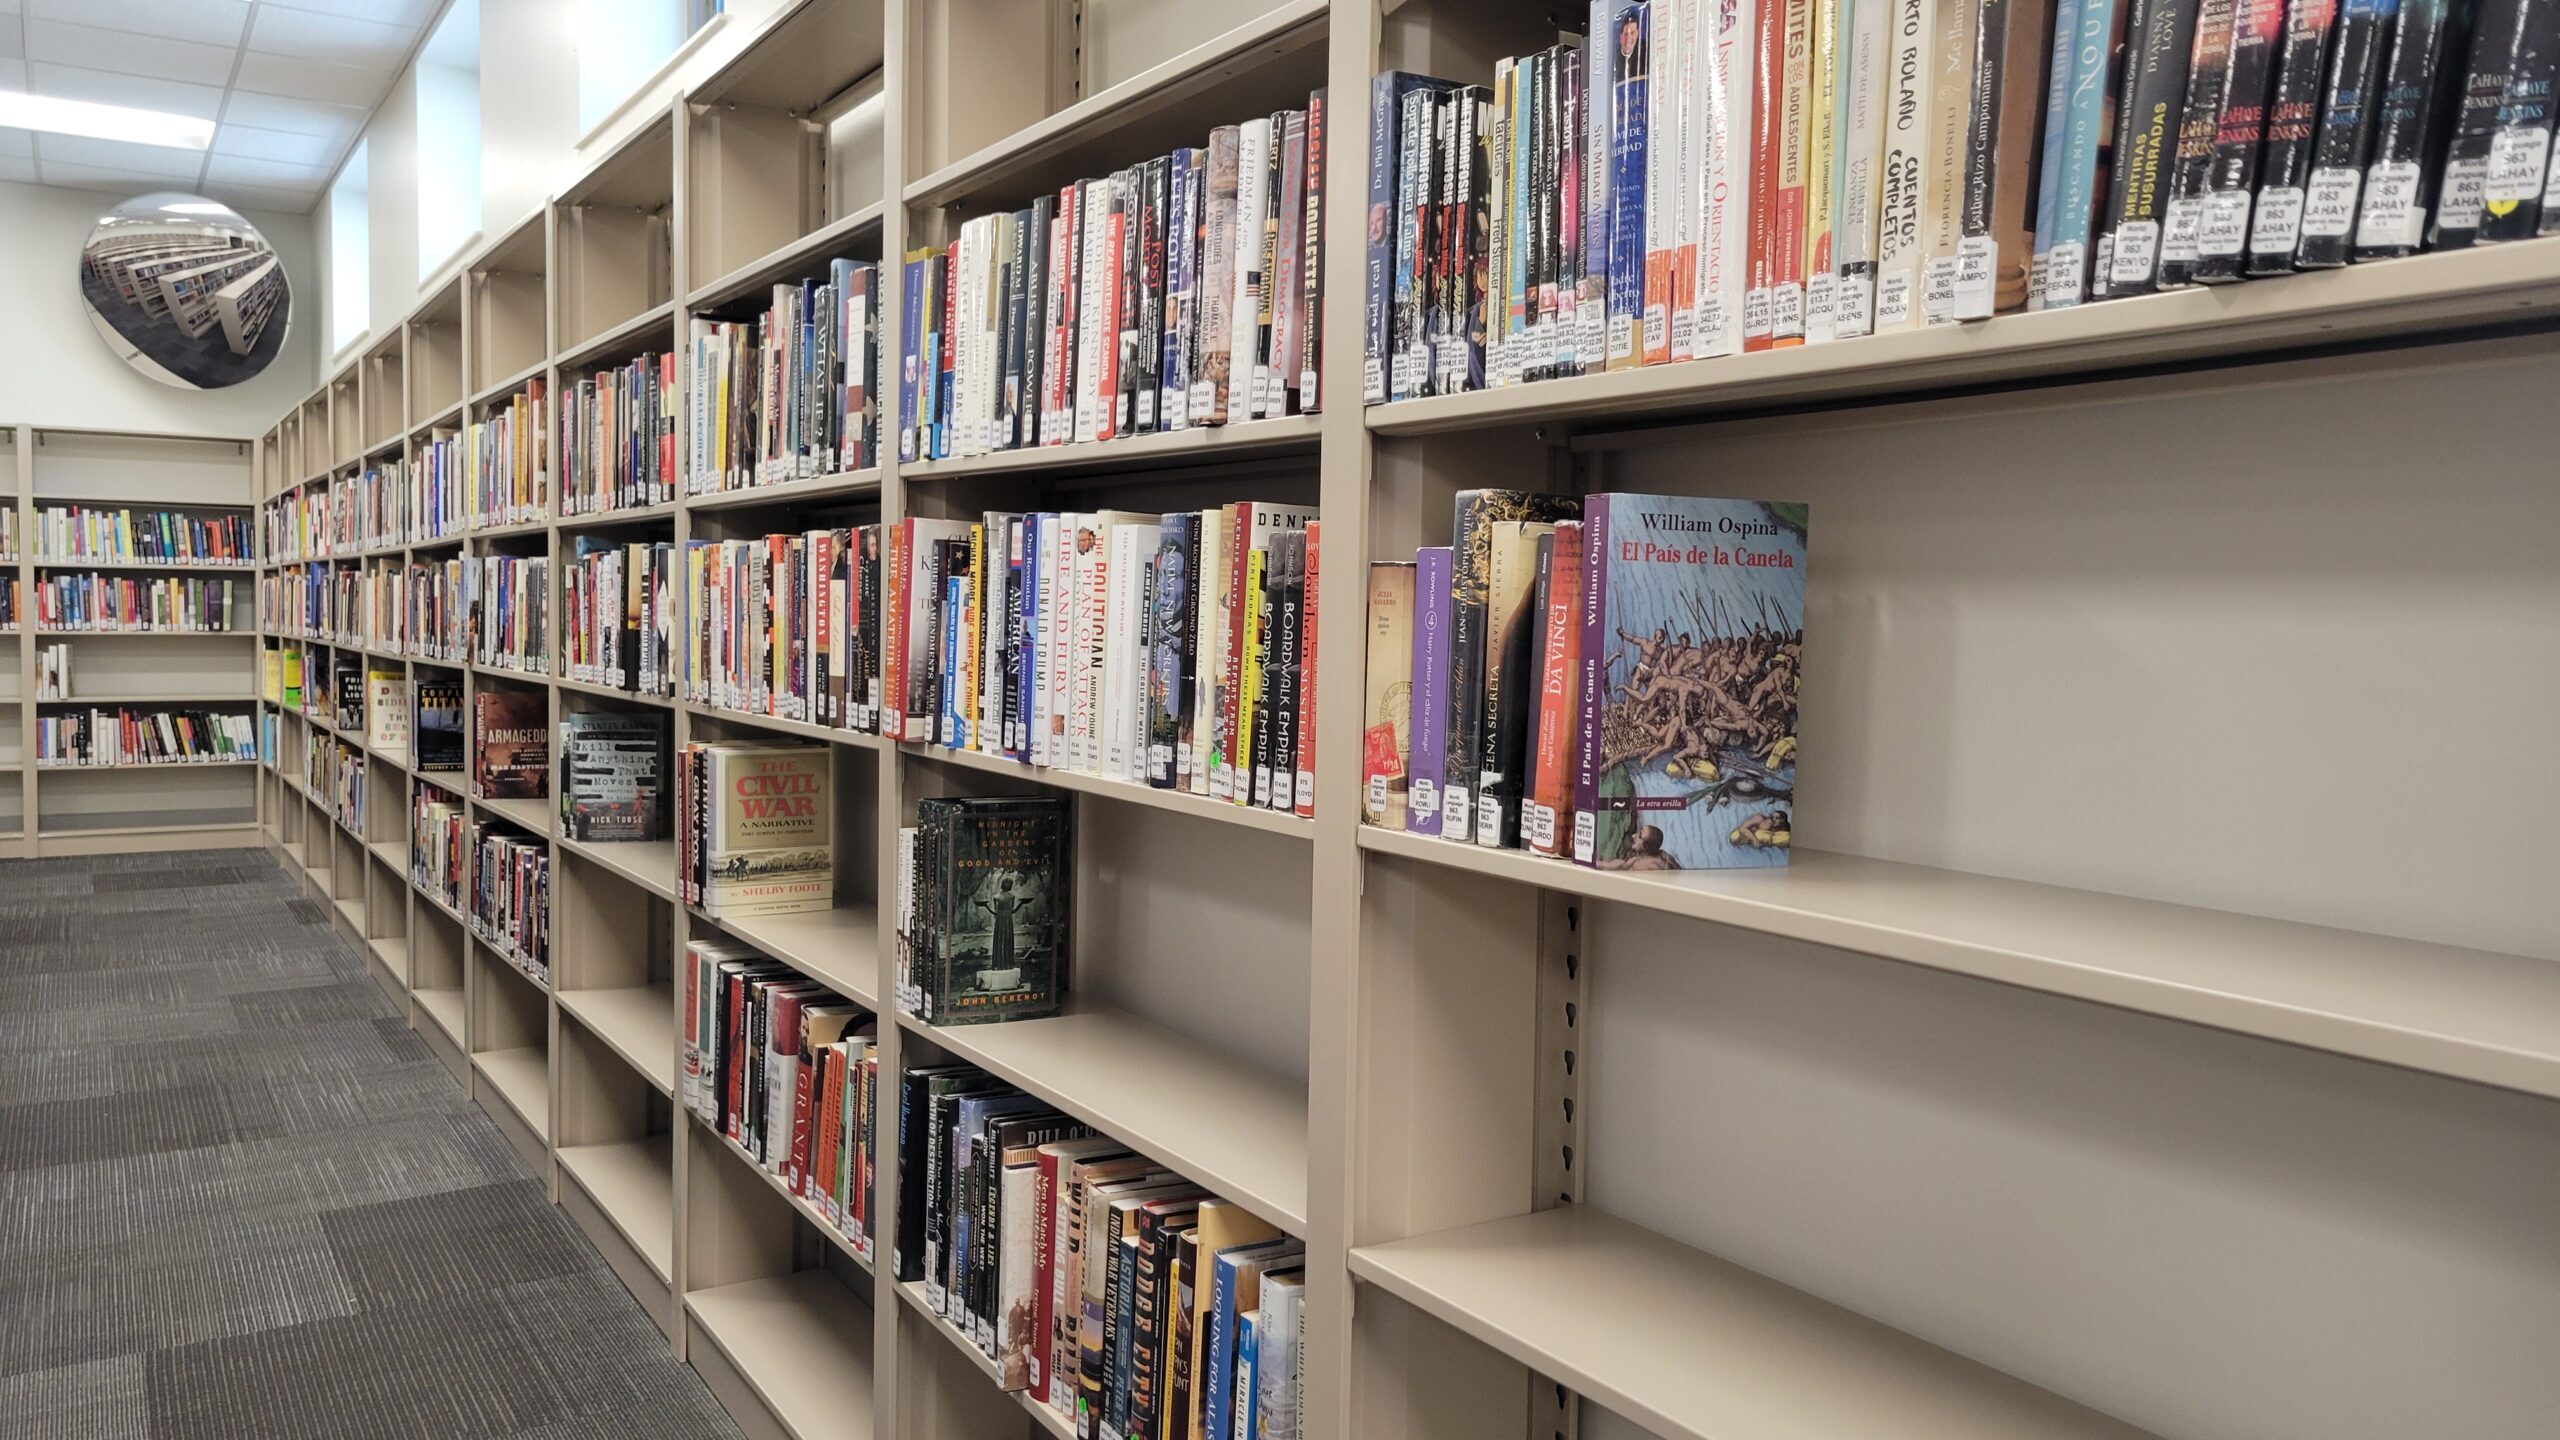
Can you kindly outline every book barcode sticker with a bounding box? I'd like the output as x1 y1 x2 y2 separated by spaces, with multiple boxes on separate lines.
1573 810 1595 864
2487 126 2553 207
1579 309 1605 368
1835 274 1875 337
1411 776 1438 820
2301 167 2361 238
2109 220 2160 285
2356 161 2425 249
2196 191 2252 257
1771 281 1805 339
1296 771 1314 809
1642 303 1668 350
1742 286 1774 338
2438 156 2489 231
2250 187 2305 254
1876 270 1914 329
1475 801 1502 847
1442 786 1471 840
1921 255 1960 325
1951 236 1996 318
2045 243 2086 307
2026 252 2049 311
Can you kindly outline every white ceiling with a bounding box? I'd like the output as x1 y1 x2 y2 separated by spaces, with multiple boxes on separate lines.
0 0 446 214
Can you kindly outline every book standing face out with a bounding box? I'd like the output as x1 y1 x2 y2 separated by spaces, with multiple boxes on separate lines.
472 690 548 799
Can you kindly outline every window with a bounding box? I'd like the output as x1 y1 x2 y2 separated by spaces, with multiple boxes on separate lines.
328 140 370 355
416 0 483 281
578 0 723 135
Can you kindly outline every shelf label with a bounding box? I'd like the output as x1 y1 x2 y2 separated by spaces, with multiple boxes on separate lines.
2437 156 2489 234
2044 242 2087 307
2197 190 2252 257
1876 269 1914 330
2249 186 2305 255
2487 125 2553 209
2109 219 2161 285
1951 235 1997 318
2300 167 2361 239
2356 160 2425 250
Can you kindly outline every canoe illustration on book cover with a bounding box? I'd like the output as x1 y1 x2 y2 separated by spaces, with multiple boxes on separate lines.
1574 494 1806 870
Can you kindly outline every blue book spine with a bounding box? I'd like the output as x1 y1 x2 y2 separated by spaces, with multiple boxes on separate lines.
1584 1 1614 369
1368 73 1431 403
1236 1312 1260 1440
2049 0 2120 306
940 571 961 748
1202 1254 1240 1440
899 258 923 464
1510 57 1538 375
2032 0 2087 308
1606 4 1650 367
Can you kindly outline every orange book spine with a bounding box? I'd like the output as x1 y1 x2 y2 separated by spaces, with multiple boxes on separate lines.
1744 0 1788 350
1529 521 1584 856
1770 0 1813 347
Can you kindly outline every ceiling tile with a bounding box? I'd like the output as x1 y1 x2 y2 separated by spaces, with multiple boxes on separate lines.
205 180 322 214
215 90 367 142
28 62 229 122
0 58 21 88
0 155 33 183
0 126 30 158
0 27 21 60
210 122 341 168
204 151 331 188
35 133 208 180
232 49 396 110
259 0 439 25
246 5 417 71
27 0 249 49
23 18 238 86
35 159 198 194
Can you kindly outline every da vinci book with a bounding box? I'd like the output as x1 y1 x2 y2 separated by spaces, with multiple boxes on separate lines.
1572 495 1806 869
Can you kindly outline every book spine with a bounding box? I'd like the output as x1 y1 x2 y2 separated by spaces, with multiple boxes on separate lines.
1772 0 1814 341
1528 523 1583 856
2293 0 2401 265
2351 0 2464 257
2489 0 2560 238
1648 10 1685 362
1697 0 1758 352
1834 0 1888 335
1874 0 1930 329
2155 0 2240 287
1583 5 1616 371
1368 75 1416 404
2428 0 2530 249
1804 0 1843 341
2189 0 2291 279
2030 0 2087 309
1921 0 1984 322
1295 521 1320 818
2102 0 2203 289
1164 151 1196 428
2046 0 2123 304
1569 495 1610 863
1406 546 1452 836
1609 6 1653 368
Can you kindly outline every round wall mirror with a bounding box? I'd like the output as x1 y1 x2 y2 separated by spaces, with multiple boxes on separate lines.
80 192 291 390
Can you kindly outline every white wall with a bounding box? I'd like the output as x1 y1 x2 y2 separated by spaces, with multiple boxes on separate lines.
0 179 319 438
318 0 793 374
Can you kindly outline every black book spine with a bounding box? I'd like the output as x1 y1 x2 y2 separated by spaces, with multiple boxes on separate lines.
2428 0 2529 247
2296 0 2408 263
1250 546 1280 807
1300 88 1327 411
1024 195 1053 447
1147 522 1190 788
2105 0 2208 292
1428 90 1459 393
1957 0 2013 317
1118 170 1143 434
2157 0 2242 287
1443 499 1487 844
2355 0 2470 257
1267 532 1304 811
2193 0 2294 280
2246 0 2346 271
2490 0 2560 235
895 1070 930 1280
1143 157 1170 433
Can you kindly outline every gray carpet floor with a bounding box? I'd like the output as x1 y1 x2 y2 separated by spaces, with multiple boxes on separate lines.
0 849 743 1440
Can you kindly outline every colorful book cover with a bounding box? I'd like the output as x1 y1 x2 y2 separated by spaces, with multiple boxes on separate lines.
472 689 546 799
2153 0 2240 287
699 743 833 917
2189 0 2287 279
2351 0 2464 257
2031 0 2088 308
1529 523 1585 856
1573 495 1807 870
1406 546 1453 836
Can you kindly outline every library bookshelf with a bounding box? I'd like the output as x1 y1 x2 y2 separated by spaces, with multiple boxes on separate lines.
252 2 2560 1439
0 424 259 857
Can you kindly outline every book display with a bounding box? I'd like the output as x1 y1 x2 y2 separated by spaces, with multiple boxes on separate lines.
241 6 2560 1440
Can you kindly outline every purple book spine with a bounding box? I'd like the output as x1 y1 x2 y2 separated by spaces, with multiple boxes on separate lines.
1571 494 1611 865
1406 546 1454 836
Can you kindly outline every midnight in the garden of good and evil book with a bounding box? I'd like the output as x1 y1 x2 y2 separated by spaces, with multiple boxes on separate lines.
1573 495 1806 870
932 798 1069 1024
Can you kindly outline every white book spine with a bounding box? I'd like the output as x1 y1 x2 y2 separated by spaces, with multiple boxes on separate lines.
1099 525 1137 779
1076 197 1106 444
1073 516 1105 773
1834 0 1887 338
1190 507 1224 796
1228 121 1272 427
1672 0 1704 362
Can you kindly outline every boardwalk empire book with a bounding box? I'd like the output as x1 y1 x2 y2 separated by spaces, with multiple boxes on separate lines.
1572 494 1807 870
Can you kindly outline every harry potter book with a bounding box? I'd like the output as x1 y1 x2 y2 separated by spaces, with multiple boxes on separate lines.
1572 494 1806 870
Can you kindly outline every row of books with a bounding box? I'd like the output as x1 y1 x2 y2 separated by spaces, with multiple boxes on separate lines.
1362 489 1805 870
902 91 1329 465
690 263 883 493
0 576 17 630
466 380 549 529
895 794 1071 1026
896 1062 1306 1440
894 505 1322 815
559 711 669 842
471 555 549 674
333 742 364 832
260 490 326 563
683 940 881 1256
416 434 466 540
470 819 549 981
258 566 325 638
36 707 256 766
413 785 467 910
22 573 240 632
35 505 250 566
0 508 14 559
1368 0 2560 401
675 740 834 918
559 352 679 516
410 558 468 663
331 565 404 654
34 643 69 699
564 538 677 697
679 529 882 727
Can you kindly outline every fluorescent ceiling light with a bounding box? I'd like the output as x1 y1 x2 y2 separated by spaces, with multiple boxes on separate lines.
162 202 233 215
0 90 216 151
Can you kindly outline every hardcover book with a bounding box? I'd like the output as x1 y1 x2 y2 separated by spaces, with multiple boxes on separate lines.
693 742 833 917
1572 494 1806 869
560 711 670 841
914 796 1069 1025
472 689 547 799
1406 545 1454 836
1362 561 1418 828
415 678 464 771
1446 490 1580 846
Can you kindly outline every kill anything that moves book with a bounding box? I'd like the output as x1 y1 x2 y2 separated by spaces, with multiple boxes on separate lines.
559 711 670 841
1572 494 1806 870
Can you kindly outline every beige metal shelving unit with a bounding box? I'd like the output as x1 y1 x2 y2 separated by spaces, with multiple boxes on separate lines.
248 2 2560 1439
0 424 259 857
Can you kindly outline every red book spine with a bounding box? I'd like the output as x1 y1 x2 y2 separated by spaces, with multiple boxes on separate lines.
1030 1148 1060 1400
882 520 909 740
1222 503 1254 792
1746 3 1786 351
1529 521 1583 856
789 1044 819 1194
1294 519 1320 818
724 978 748 1142
1096 210 1128 441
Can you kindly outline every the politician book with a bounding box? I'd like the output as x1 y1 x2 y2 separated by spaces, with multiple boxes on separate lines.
1573 494 1806 870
